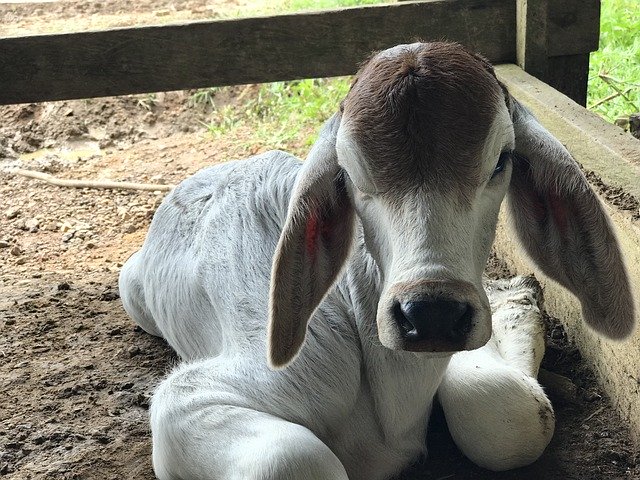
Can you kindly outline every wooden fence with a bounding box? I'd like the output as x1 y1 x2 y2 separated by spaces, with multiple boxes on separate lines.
0 0 599 106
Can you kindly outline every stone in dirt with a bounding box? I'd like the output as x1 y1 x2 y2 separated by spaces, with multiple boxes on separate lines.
5 207 20 219
25 218 40 232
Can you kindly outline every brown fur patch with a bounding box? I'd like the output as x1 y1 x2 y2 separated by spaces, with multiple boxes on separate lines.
342 42 503 197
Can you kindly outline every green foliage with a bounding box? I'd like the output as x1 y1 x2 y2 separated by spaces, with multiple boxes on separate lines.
204 77 352 150
136 93 157 111
588 0 640 123
189 88 220 108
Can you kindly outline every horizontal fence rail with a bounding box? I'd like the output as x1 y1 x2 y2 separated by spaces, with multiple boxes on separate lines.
0 0 598 105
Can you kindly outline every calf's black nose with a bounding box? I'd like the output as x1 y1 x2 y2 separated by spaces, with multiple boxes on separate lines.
393 299 473 346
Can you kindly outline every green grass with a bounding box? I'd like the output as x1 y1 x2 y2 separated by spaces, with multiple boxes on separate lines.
136 93 157 111
588 0 640 123
188 87 220 108
202 77 352 152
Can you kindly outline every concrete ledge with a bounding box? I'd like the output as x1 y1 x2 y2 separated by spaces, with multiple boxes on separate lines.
495 64 640 444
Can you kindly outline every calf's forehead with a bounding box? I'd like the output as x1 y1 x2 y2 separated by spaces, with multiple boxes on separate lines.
340 43 507 194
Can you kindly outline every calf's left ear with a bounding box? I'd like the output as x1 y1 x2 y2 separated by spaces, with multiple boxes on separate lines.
507 97 635 340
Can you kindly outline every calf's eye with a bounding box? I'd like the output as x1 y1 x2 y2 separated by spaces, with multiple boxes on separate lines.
491 151 511 179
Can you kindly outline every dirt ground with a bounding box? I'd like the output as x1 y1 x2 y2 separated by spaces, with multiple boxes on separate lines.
1 1 639 479
0 0 258 37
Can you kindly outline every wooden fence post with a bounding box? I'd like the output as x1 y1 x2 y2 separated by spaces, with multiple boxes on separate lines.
546 54 591 106
517 0 600 106
516 0 548 82
545 0 601 107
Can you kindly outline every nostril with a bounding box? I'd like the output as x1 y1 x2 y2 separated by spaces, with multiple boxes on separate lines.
393 299 474 345
393 301 417 335
451 304 474 339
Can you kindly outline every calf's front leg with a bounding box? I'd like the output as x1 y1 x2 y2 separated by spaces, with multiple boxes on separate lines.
437 276 555 471
150 360 349 480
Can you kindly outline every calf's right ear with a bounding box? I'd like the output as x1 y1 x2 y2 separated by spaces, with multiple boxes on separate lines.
507 98 635 340
268 113 355 368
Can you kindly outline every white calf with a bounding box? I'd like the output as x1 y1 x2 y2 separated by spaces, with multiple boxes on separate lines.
119 42 635 480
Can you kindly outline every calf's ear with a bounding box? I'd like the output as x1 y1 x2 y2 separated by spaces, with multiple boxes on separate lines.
268 113 355 368
507 97 635 340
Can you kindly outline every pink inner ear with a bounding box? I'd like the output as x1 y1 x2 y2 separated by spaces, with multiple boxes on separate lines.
305 209 337 261
548 192 568 236
528 186 569 238
305 211 319 261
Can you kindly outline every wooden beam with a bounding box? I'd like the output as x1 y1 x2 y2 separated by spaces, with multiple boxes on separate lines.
516 0 548 81
546 54 591 106
545 0 600 106
0 0 516 105
547 0 600 57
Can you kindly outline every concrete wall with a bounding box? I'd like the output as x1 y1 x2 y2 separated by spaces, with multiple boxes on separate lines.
495 65 640 443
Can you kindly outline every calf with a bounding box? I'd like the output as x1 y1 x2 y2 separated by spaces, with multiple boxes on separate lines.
120 42 634 479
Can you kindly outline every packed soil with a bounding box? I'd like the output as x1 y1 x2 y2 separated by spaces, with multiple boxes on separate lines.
1 1 639 479
0 0 257 37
